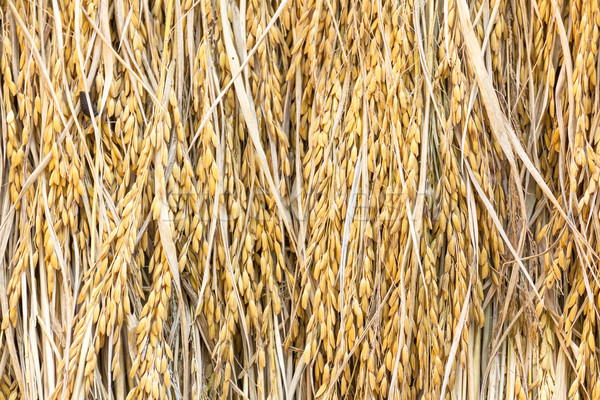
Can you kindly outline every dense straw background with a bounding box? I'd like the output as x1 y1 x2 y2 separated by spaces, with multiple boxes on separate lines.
1 0 600 399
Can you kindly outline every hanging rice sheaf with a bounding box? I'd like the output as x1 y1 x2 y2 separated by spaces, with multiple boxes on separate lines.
1 0 600 399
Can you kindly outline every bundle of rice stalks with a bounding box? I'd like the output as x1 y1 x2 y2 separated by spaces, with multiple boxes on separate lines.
1 0 600 399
